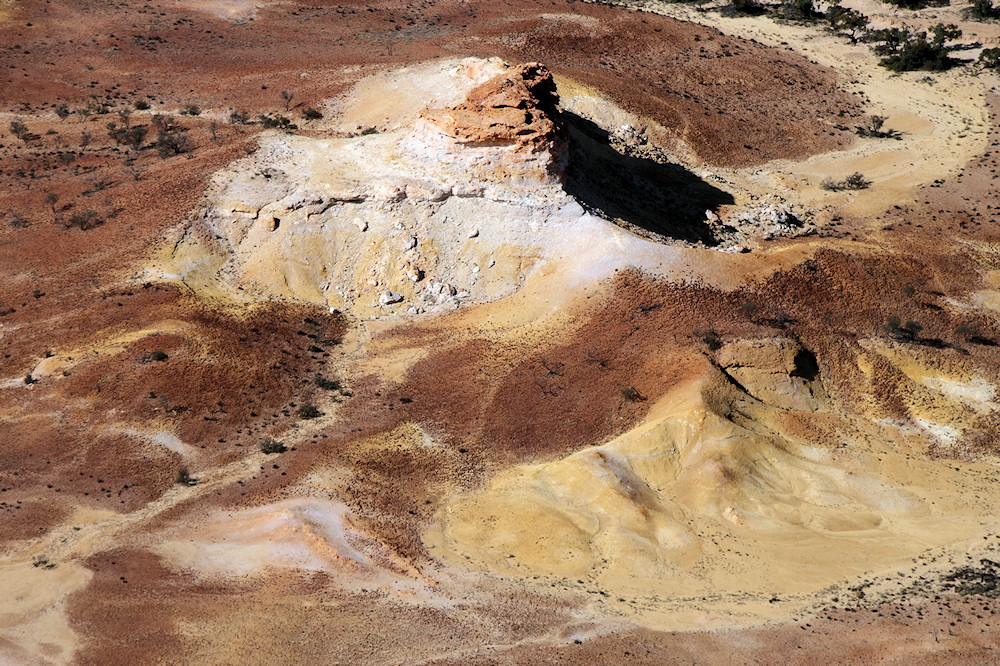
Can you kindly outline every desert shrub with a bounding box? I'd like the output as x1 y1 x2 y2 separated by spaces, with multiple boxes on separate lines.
857 115 885 137
297 404 322 419
8 211 30 228
126 126 148 151
621 386 647 402
827 2 869 42
107 122 148 151
941 559 1000 597
45 192 59 220
55 104 71 120
955 323 997 345
66 210 104 230
155 125 191 157
260 438 287 454
229 110 251 125
866 27 909 55
259 113 296 130
9 120 37 145
821 172 871 191
302 107 323 120
882 0 947 9
695 329 723 351
313 374 342 391
884 316 924 341
970 0 1000 19
134 99 151 110
778 0 821 21
181 103 201 116
979 47 1000 69
724 0 767 15
873 24 961 72
175 468 197 486
856 115 900 138
844 172 871 189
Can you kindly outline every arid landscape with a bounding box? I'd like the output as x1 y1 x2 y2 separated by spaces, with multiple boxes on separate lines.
3 0 1000 663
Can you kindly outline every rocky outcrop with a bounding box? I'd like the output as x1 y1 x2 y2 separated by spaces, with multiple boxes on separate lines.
715 338 827 412
424 62 564 151
402 62 569 196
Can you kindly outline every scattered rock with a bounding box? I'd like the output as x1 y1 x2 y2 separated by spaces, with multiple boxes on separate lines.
709 202 813 249
379 290 403 305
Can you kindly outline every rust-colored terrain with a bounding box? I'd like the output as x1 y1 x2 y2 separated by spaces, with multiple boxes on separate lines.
3 0 1000 663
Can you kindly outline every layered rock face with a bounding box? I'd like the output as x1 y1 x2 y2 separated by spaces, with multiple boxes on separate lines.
402 62 569 196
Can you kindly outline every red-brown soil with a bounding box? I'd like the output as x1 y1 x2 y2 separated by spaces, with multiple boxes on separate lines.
0 0 858 168
2 0 1000 664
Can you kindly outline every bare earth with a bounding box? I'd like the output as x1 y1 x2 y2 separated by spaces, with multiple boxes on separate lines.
3 0 1000 664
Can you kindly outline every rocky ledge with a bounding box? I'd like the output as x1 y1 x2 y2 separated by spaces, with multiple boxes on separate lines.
402 62 569 195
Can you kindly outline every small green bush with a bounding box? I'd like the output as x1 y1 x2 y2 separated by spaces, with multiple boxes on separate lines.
260 439 287 454
870 24 961 72
970 0 1000 19
259 114 296 130
821 172 871 191
297 404 322 419
313 374 341 391
827 2 869 42
979 47 1000 70
66 210 104 230
882 0 947 9
778 0 821 21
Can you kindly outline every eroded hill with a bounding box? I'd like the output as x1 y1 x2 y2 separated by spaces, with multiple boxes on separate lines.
3 0 1000 664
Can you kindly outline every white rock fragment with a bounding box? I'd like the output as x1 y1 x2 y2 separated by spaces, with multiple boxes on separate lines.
379 290 403 305
354 217 368 232
468 228 479 238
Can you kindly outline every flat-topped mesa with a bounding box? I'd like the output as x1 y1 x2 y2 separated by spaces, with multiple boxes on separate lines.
401 62 569 199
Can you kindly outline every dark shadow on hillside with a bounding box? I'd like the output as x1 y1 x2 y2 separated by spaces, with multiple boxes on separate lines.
563 112 733 246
